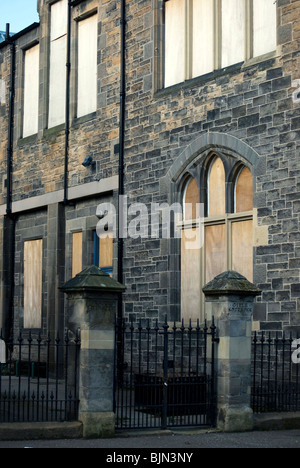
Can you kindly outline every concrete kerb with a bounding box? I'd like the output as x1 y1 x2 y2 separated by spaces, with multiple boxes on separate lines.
1 413 300 440
0 421 83 441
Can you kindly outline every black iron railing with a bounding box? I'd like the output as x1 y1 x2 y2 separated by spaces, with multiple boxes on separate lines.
115 317 218 430
251 331 300 413
0 329 80 423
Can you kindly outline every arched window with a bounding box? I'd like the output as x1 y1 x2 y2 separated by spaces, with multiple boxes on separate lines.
235 166 253 213
208 156 226 216
181 155 253 322
183 177 200 220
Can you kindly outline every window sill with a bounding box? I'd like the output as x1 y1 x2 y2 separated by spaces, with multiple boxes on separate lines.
155 51 278 97
154 62 243 98
18 133 38 147
72 111 97 128
44 123 65 140
242 50 278 70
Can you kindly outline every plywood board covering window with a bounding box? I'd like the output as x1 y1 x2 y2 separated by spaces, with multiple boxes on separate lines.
72 232 83 277
23 44 39 137
180 156 254 322
205 224 226 283
24 239 43 329
253 0 277 58
181 229 201 321
164 0 277 87
164 0 185 87
184 177 199 220
48 0 67 128
232 220 253 281
99 235 113 270
221 0 245 68
77 14 98 117
235 167 253 213
208 157 226 216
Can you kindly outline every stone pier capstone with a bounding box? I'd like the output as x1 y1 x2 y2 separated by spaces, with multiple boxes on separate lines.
203 271 261 432
61 265 125 438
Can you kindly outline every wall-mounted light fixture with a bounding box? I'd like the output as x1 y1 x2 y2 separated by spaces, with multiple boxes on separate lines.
82 156 96 168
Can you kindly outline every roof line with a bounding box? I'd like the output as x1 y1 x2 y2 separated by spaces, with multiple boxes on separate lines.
0 22 40 49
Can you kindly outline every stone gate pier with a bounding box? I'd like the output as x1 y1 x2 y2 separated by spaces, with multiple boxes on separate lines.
203 271 261 432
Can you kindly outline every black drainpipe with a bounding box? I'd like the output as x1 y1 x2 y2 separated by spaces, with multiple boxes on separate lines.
6 23 15 216
5 23 16 339
64 0 72 205
117 0 126 322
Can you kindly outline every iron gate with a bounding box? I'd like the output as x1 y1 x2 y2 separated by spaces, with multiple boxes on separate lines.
0 329 80 423
114 317 218 430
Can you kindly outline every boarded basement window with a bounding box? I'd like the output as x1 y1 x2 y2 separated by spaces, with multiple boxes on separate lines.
24 239 43 329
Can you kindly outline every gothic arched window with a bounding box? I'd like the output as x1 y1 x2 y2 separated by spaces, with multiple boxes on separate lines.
181 154 253 322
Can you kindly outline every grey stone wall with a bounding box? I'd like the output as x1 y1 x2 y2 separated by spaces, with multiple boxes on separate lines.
121 0 300 334
0 0 299 336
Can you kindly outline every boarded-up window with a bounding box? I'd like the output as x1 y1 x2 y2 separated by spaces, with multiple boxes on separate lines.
205 224 226 283
24 239 43 329
94 231 113 275
180 159 253 322
0 339 6 364
181 228 201 321
23 44 39 137
99 235 113 270
77 14 98 117
208 157 226 217
184 177 199 220
164 0 277 87
235 167 253 213
164 0 185 88
232 220 253 281
253 0 277 58
48 0 67 128
72 232 83 277
192 0 214 78
221 0 246 68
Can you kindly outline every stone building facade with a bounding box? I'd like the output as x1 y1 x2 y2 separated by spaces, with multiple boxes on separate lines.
0 0 299 340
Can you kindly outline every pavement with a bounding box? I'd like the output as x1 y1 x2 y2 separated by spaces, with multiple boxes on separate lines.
1 428 300 449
